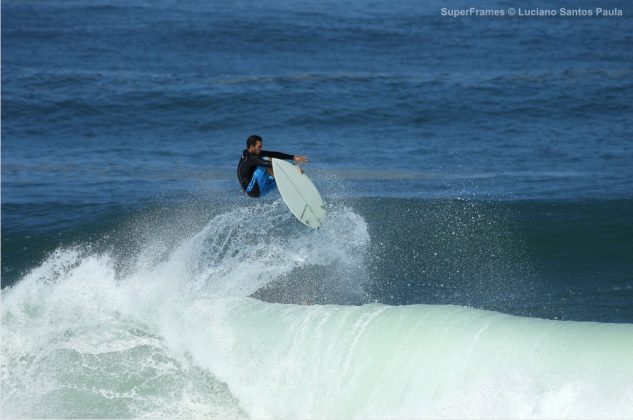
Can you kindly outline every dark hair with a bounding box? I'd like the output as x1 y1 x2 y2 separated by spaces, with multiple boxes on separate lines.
246 135 262 148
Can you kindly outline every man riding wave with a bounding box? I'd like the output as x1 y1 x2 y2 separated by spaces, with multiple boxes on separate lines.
236 135 308 198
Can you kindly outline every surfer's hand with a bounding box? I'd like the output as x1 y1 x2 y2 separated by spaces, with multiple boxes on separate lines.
294 155 309 164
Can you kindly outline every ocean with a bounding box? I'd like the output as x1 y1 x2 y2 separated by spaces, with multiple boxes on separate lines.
2 0 633 418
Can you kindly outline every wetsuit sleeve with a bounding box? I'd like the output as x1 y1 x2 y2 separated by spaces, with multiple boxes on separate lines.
250 155 274 168
261 150 294 161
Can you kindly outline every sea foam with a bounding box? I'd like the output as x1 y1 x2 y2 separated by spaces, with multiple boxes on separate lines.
2 201 632 418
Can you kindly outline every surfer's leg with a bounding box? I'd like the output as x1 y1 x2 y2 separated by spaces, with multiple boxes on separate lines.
259 168 277 196
249 167 277 197
246 173 261 198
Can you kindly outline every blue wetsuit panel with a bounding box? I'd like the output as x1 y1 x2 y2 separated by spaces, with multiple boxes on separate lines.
246 167 276 197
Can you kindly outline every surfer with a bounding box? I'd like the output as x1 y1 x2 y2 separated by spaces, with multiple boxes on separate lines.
237 135 308 198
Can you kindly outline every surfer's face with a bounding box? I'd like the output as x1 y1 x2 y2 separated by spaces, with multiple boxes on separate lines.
249 140 263 155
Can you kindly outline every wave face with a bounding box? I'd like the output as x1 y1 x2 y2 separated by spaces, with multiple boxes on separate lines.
172 299 633 419
2 202 633 418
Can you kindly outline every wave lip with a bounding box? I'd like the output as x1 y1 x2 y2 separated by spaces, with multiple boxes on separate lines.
174 298 633 419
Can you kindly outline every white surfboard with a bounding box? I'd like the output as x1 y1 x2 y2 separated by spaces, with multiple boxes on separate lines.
272 158 326 229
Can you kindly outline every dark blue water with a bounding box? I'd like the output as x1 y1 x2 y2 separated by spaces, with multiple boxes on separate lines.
3 0 633 315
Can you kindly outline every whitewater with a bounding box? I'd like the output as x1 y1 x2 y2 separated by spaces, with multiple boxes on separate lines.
2 201 633 419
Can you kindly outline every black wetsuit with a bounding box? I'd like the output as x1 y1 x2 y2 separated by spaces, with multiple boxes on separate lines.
237 149 294 198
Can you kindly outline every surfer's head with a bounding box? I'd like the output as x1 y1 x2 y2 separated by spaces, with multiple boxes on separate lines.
246 135 263 155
